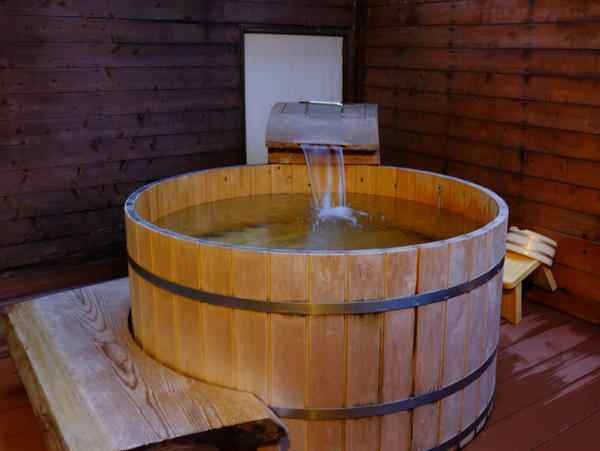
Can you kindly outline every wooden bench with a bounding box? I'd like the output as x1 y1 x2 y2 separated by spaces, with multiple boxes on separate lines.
501 251 557 325
0 278 287 451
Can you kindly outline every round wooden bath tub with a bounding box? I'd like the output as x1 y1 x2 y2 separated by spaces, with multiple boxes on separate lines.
124 164 508 451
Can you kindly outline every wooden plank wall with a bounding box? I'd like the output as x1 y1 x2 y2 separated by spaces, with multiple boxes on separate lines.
354 0 600 323
0 0 354 301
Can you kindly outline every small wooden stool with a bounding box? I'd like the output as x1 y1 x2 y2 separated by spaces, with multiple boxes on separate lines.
501 251 557 324
0 278 287 451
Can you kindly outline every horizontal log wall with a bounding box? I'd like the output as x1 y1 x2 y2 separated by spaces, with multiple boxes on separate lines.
0 0 354 300
355 0 600 323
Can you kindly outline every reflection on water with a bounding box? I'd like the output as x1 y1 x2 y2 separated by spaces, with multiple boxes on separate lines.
154 193 482 251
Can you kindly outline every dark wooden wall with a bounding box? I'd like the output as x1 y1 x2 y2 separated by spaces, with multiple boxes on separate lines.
355 0 600 323
2 0 599 323
0 0 354 301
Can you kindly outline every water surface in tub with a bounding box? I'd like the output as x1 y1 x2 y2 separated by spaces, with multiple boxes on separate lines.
154 193 482 251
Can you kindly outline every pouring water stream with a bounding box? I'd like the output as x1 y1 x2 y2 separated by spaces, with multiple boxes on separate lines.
301 144 367 226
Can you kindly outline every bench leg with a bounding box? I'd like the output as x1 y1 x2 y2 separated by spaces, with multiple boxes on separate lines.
501 284 522 325
533 265 558 292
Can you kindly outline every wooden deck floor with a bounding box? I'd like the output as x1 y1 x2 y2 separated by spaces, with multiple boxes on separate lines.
1 289 599 450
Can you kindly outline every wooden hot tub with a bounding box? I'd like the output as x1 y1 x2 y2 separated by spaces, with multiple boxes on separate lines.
125 163 508 451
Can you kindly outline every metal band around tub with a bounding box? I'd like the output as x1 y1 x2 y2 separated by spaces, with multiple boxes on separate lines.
127 254 504 316
428 393 494 451
268 342 497 420
128 253 500 422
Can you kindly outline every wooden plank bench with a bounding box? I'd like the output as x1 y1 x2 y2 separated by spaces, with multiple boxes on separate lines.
501 251 557 325
0 278 287 451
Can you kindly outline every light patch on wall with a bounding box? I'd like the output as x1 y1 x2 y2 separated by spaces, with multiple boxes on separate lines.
244 33 344 165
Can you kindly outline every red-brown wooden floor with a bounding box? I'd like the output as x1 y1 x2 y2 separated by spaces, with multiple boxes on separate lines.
1 289 599 451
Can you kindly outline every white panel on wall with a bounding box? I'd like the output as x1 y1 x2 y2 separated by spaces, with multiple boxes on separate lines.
244 33 344 165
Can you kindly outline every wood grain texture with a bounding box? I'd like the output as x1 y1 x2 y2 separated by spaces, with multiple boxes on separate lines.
0 278 286 450
461 231 489 436
438 238 471 443
270 252 307 302
172 238 203 377
0 0 353 299
356 0 600 322
411 244 449 451
468 302 600 451
3 291 599 451
270 314 306 409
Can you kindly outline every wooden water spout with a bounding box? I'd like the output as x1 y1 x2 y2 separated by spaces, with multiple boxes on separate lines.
266 101 380 165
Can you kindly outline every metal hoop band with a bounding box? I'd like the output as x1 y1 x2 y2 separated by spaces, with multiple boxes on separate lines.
268 343 497 420
127 255 504 316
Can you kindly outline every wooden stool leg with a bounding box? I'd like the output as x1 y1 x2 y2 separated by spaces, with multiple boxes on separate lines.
501 284 522 325
533 265 558 292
